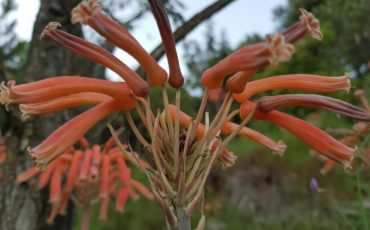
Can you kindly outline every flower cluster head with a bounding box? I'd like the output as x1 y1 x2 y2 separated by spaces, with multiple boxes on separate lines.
1 0 369 228
17 136 152 226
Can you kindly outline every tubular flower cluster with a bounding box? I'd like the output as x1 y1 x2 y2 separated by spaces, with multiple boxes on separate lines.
1 0 369 228
201 34 295 91
71 0 167 86
17 137 152 227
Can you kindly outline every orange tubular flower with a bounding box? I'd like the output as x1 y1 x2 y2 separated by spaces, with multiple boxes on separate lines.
0 76 134 110
201 8 322 93
116 186 130 212
17 135 152 226
355 90 370 111
168 104 205 139
148 0 184 88
90 145 102 179
256 94 370 121
16 167 40 183
71 0 167 86
240 102 355 169
201 34 295 91
225 69 257 94
79 149 94 181
28 99 122 169
169 104 287 156
234 73 350 102
99 154 111 199
65 150 84 192
221 122 287 156
41 22 148 97
20 92 111 118
282 8 323 43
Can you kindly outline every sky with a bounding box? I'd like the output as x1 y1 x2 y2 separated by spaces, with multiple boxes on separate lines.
8 0 287 79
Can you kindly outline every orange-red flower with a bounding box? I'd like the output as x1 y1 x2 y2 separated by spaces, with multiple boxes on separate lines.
148 0 184 88
17 136 152 226
71 0 167 86
41 22 149 97
201 34 295 91
234 73 350 102
240 101 355 169
28 99 122 169
256 94 370 121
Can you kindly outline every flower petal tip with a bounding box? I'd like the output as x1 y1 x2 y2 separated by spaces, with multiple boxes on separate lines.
0 81 12 110
71 0 101 24
344 72 351 93
299 8 323 42
266 34 295 67
272 140 287 157
27 146 48 171
41 22 62 39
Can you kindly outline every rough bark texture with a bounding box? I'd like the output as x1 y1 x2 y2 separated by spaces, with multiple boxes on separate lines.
0 0 100 229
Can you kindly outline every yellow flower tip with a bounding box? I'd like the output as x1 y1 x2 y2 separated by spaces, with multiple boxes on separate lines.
266 34 296 67
299 8 323 42
40 22 62 39
272 140 287 157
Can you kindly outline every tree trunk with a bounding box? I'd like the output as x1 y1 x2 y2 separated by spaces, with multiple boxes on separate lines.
0 0 99 229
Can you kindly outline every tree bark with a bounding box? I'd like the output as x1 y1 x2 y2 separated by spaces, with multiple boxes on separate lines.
0 0 98 229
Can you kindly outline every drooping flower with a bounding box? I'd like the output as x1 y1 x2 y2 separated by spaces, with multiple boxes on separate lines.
256 94 370 121
201 34 295 92
71 0 168 86
41 22 149 97
233 73 351 102
148 0 184 88
316 90 370 174
240 101 356 170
